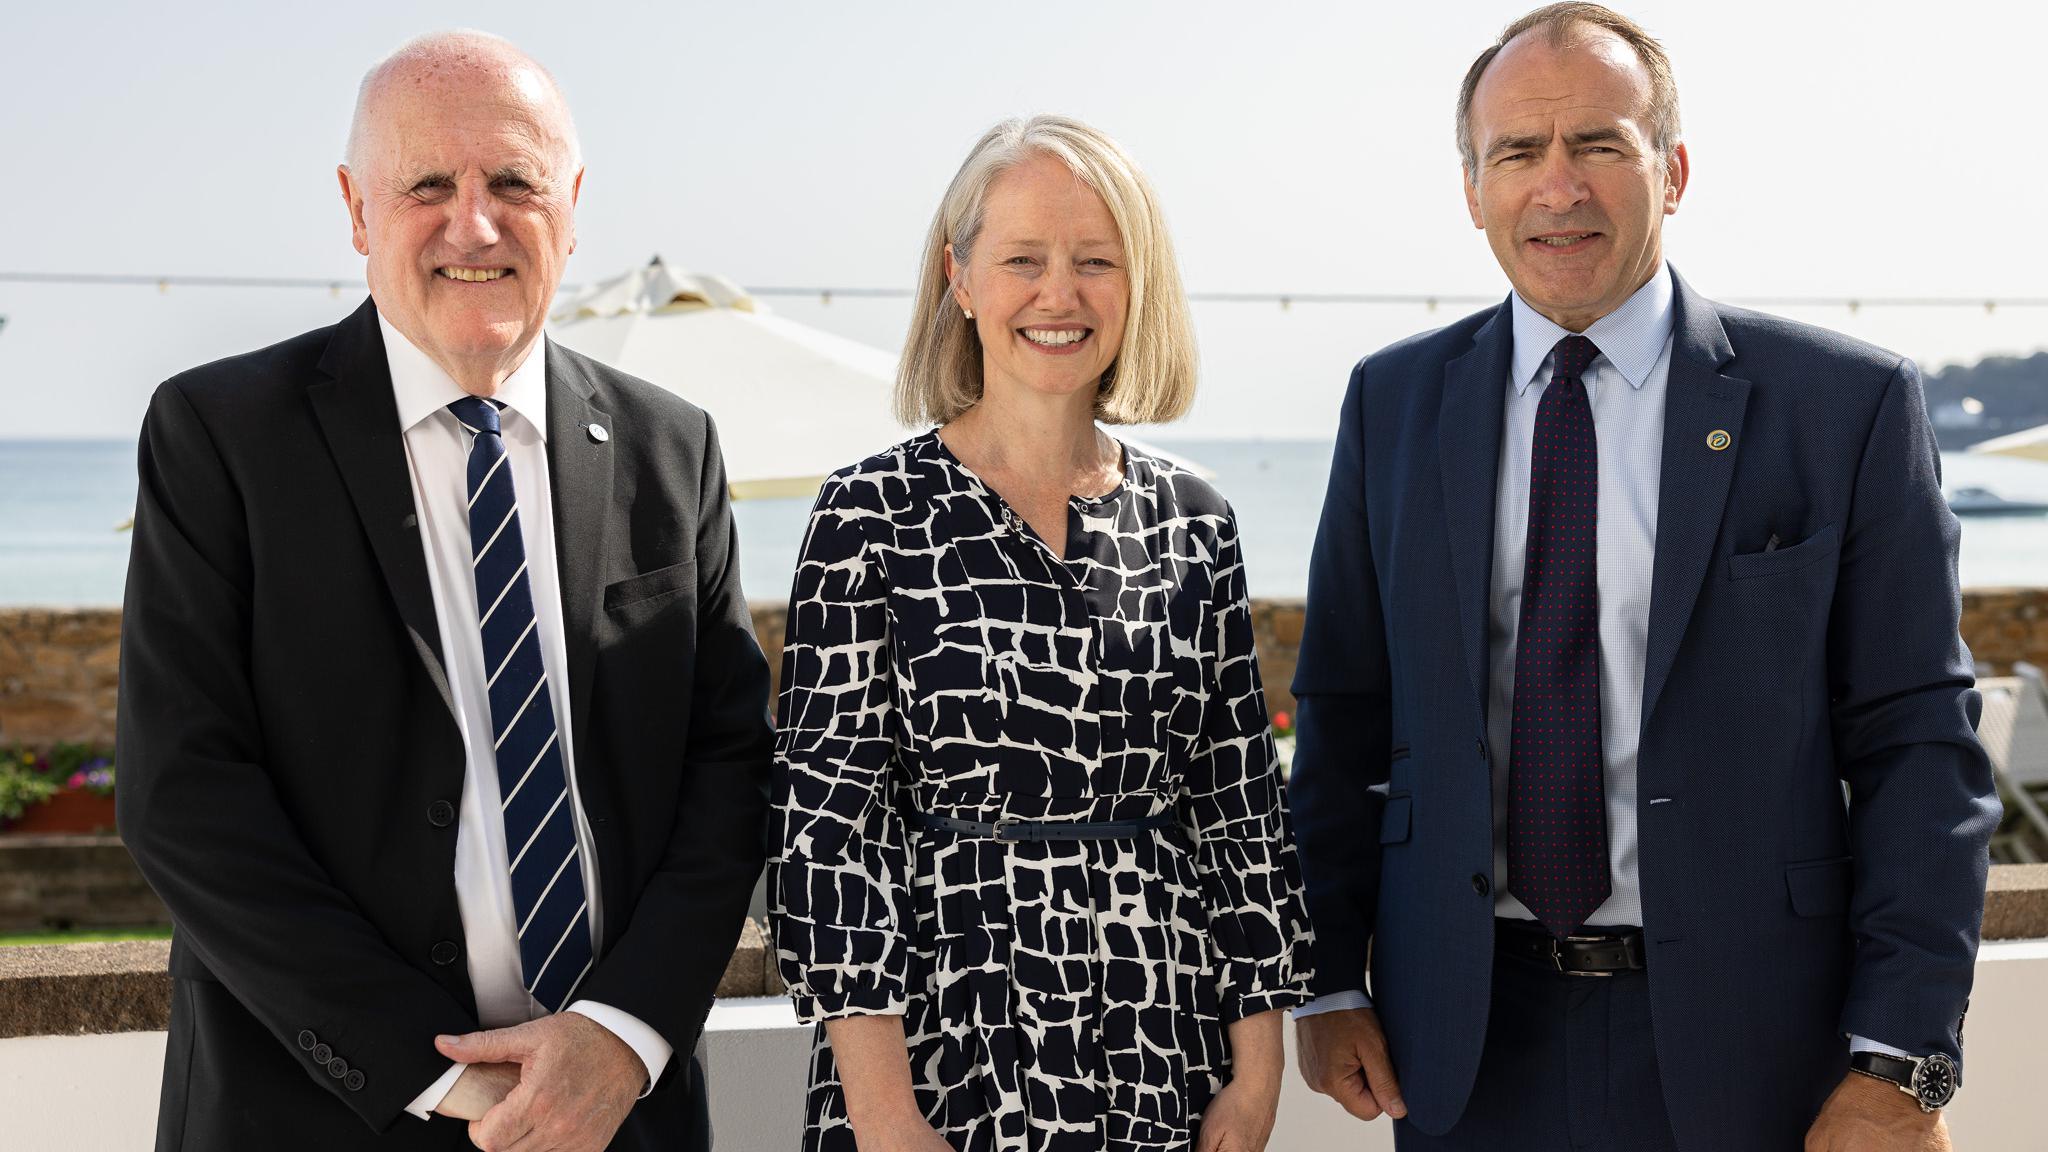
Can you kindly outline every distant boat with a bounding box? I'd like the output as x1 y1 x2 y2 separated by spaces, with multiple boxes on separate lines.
1947 486 2048 516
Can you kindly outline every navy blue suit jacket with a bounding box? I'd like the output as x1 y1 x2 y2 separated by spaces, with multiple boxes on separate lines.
1289 270 1999 1147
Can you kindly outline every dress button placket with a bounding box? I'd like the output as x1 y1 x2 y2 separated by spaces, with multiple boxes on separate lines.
991 484 1103 778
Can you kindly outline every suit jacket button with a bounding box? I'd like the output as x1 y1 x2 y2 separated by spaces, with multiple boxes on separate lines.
431 940 461 966
427 800 456 827
328 1056 350 1079
311 1042 333 1065
345 1070 366 1092
297 1029 317 1051
1471 873 1491 896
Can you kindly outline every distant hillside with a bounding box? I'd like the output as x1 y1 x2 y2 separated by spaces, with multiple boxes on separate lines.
1924 351 2048 451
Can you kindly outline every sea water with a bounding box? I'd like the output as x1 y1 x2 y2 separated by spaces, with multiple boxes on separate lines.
2 439 2043 608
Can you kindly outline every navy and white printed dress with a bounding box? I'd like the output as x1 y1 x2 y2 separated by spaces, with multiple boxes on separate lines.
769 430 1314 1152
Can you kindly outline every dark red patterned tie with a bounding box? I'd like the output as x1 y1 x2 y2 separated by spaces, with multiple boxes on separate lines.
1507 334 1610 938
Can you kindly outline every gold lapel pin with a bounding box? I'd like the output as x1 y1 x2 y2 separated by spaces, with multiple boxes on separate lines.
1706 429 1731 451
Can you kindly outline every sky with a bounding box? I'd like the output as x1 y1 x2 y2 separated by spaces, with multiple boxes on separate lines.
3 0 2046 440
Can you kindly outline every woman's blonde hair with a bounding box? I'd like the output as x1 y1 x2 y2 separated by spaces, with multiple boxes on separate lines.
894 115 1197 427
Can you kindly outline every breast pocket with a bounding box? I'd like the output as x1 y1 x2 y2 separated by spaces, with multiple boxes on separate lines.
604 559 696 612
601 559 699 660
1727 523 1841 582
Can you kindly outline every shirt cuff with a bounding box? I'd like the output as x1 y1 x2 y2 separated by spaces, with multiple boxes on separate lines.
1291 989 1373 1019
567 1000 673 1098
405 1061 467 1120
1848 1034 1914 1059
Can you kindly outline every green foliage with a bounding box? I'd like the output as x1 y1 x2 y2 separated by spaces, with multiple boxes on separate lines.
0 744 116 821
0 757 60 822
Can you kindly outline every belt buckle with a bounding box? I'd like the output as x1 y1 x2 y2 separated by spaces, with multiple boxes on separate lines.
992 817 1024 841
1561 933 1614 978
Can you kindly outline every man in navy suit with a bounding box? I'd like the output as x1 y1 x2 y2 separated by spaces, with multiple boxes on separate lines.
1288 5 1998 1150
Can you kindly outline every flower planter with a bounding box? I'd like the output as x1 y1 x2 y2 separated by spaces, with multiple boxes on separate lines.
4 790 118 835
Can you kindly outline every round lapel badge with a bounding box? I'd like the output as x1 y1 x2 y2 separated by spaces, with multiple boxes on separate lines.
588 423 609 444
1706 429 1731 452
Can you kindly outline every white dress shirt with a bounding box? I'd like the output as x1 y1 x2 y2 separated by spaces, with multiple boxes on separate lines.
379 316 672 1118
1292 268 1903 1058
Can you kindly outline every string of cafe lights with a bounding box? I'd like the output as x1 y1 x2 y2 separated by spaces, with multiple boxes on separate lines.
4 270 2048 315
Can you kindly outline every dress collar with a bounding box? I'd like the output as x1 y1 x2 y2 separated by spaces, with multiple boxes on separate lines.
1507 262 1675 396
380 311 549 440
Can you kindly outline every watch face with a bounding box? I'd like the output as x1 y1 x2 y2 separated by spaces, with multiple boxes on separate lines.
1913 1053 1958 1108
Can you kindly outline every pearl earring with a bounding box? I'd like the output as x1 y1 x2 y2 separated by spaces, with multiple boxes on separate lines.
963 308 974 320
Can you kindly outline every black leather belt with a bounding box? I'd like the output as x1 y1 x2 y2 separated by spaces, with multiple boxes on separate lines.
906 810 1174 842
1496 918 1647 976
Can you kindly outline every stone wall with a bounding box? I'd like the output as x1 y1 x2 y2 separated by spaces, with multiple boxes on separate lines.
1251 600 1305 720
5 590 2047 751
0 920 784 1039
0 610 120 750
1962 588 2048 674
0 836 165 934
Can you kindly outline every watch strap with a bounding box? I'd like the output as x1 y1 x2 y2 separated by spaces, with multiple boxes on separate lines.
1848 1050 1918 1088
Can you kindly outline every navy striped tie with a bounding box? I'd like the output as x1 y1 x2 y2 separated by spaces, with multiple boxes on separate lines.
449 396 593 1012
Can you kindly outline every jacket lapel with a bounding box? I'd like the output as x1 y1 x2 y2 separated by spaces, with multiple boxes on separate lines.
1440 303 1513 718
306 299 457 720
1641 272 1751 727
544 340 614 747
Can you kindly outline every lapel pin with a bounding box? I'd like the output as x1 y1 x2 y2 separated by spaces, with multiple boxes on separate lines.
588 423 609 444
1706 429 1731 452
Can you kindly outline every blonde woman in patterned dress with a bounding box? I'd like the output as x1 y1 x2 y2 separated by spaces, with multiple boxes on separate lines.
769 115 1314 1152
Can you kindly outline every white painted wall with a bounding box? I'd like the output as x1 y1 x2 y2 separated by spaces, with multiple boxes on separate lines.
0 1030 167 1151
6 942 2044 1151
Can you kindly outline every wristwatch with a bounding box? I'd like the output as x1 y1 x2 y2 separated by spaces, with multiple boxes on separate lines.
1847 1050 1958 1113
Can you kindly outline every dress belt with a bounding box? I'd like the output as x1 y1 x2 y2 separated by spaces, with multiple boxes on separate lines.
1494 917 1647 976
905 809 1174 842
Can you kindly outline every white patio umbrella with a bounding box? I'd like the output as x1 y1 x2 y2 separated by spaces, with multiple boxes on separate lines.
548 257 1206 500
1971 422 2048 464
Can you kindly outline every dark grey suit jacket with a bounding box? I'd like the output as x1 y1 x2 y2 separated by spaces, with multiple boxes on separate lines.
1289 270 2000 1148
117 298 772 1150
